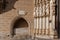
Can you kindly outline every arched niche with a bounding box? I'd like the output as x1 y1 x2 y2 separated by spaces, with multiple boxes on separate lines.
11 18 29 37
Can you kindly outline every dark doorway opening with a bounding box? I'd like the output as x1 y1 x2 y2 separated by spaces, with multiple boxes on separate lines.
12 18 28 37
55 0 60 39
58 0 60 38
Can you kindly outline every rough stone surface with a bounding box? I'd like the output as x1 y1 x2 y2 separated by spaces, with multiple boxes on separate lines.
0 0 57 39
0 35 59 40
0 0 34 37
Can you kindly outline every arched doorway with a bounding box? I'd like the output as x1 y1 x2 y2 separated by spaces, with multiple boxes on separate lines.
11 18 29 37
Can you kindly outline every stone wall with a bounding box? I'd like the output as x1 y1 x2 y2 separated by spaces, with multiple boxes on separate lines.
0 0 34 38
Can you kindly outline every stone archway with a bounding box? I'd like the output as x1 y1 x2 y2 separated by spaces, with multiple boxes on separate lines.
11 18 29 37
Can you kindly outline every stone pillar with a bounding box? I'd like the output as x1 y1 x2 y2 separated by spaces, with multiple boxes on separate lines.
45 0 50 35
50 0 55 38
39 0 42 35
42 0 45 35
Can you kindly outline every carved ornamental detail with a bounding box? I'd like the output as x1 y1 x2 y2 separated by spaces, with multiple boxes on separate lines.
33 0 55 38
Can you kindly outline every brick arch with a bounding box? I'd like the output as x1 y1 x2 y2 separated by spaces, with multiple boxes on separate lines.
10 17 30 37
13 18 28 28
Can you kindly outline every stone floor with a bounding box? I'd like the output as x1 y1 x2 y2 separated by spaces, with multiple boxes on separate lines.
0 35 59 40
11 35 59 40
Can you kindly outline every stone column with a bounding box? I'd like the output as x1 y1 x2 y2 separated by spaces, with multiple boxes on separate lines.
50 0 55 38
42 0 46 35
39 0 42 35
45 0 50 35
